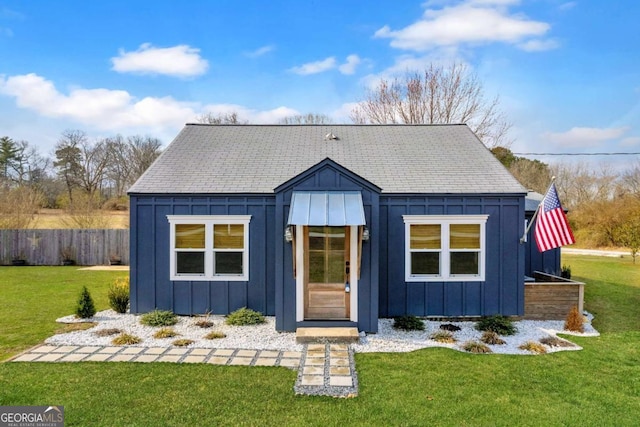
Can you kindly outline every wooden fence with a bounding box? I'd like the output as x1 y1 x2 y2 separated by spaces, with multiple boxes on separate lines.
0 229 129 266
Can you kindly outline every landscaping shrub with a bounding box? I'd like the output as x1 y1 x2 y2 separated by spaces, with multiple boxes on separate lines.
480 330 506 345
392 315 425 331
519 341 547 354
112 333 141 345
204 331 226 339
225 307 265 326
153 327 179 339
108 277 130 313
462 341 492 354
561 264 572 279
172 339 194 347
75 286 96 319
429 330 456 343
140 309 178 327
475 315 517 336
539 336 575 348
564 306 584 332
94 328 122 337
194 319 214 328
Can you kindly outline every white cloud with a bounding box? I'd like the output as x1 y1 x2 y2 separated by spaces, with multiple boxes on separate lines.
621 136 640 147
338 54 362 75
245 45 275 58
360 54 467 88
111 43 209 77
543 126 630 147
0 27 13 37
289 57 336 75
200 103 299 123
558 2 577 11
517 39 560 52
374 1 553 51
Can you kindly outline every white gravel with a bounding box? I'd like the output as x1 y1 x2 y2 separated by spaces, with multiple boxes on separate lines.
48 310 599 355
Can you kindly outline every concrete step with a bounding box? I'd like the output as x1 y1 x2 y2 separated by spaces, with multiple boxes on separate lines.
296 327 360 344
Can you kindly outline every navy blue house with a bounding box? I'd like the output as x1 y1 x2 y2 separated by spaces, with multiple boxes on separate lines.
128 124 529 333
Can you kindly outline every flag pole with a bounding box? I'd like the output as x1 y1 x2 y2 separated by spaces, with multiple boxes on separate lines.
520 176 556 244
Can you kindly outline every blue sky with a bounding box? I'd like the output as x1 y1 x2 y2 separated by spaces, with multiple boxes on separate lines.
1 0 638 169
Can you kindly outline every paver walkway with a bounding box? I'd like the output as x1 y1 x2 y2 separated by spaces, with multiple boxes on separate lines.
11 343 360 397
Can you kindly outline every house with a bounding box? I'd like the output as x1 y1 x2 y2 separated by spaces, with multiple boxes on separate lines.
128 124 529 333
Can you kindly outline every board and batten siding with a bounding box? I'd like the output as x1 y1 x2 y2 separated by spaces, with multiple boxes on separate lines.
378 195 525 318
129 194 276 316
0 229 128 266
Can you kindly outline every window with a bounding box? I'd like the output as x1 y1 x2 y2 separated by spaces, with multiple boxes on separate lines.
403 215 488 282
168 215 251 281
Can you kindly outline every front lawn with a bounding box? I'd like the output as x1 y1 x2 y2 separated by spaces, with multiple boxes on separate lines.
0 256 638 426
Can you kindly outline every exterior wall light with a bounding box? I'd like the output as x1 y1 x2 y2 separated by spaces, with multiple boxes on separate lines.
284 225 293 242
362 226 370 242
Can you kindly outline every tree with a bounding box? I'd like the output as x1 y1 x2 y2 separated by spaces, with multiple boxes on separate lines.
279 113 333 124
54 130 85 203
614 214 640 263
196 111 247 125
0 136 20 182
350 63 511 148
491 147 551 194
105 135 162 197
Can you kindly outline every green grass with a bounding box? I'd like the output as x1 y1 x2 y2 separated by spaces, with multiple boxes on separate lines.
1 257 639 426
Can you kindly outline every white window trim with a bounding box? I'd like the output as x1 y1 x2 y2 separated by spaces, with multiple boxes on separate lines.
167 215 251 281
403 215 488 282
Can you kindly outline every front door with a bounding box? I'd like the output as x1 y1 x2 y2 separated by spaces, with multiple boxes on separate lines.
304 226 350 320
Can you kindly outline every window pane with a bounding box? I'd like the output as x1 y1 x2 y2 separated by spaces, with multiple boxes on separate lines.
327 227 345 251
411 252 440 275
214 252 243 275
327 251 344 283
308 251 324 282
450 224 480 249
214 224 244 249
451 252 479 275
176 224 205 249
410 224 441 249
308 227 325 250
176 252 205 274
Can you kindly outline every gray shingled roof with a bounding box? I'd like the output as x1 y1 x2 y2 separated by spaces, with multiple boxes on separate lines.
128 124 526 194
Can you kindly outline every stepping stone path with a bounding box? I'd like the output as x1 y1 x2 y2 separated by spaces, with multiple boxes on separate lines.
294 343 359 398
12 343 360 397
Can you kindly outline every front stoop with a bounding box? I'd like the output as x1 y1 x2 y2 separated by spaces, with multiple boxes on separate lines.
296 327 360 344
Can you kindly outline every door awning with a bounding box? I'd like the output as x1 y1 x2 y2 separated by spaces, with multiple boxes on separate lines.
287 191 366 226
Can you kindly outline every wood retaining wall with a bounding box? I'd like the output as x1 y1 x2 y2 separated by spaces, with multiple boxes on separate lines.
524 271 584 320
0 229 129 266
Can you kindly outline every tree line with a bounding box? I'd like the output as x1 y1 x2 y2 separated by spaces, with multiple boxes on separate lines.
0 132 161 228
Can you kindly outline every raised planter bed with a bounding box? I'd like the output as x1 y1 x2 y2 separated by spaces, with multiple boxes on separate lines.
524 271 584 320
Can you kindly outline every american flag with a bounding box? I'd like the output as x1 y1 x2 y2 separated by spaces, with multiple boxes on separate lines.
535 183 575 252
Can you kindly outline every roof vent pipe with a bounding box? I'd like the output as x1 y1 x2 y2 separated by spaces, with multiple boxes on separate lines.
324 132 339 141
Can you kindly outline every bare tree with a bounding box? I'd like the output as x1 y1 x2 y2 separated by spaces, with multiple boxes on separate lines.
351 63 511 148
105 135 162 197
279 113 333 124
196 111 247 125
54 130 85 203
552 162 618 209
78 137 111 197
621 160 640 198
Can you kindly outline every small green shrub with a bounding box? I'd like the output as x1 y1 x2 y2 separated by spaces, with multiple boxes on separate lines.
561 264 572 279
392 315 425 331
539 336 575 348
430 330 456 343
172 339 194 347
519 341 547 354
480 330 506 345
94 328 122 337
108 277 130 313
75 286 96 319
475 315 517 336
462 341 492 354
153 327 179 339
140 309 178 327
112 333 141 345
225 307 265 326
204 330 226 339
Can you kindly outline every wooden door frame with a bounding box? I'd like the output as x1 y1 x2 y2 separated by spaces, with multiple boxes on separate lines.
295 224 358 323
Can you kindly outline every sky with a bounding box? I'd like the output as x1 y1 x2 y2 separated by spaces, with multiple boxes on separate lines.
0 0 639 170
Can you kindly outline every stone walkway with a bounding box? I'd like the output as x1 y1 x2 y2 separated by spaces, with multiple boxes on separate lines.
11 343 359 397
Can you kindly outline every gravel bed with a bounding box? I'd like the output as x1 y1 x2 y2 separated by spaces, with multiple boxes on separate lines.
49 310 599 355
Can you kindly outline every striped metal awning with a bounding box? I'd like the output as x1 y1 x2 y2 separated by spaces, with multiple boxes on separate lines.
287 191 366 226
